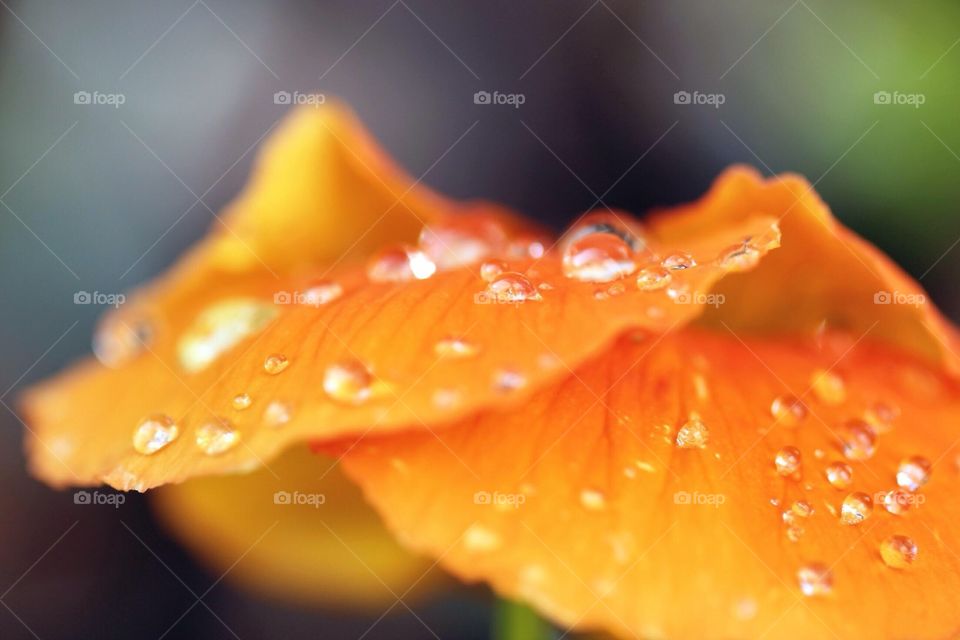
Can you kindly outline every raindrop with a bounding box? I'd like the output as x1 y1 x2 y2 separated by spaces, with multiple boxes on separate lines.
485 273 542 303
879 535 918 569
810 369 845 405
635 266 672 291
775 446 802 477
562 232 636 283
896 456 931 492
231 393 252 410
419 218 505 269
840 492 873 525
263 400 292 427
263 353 290 375
675 415 709 449
797 563 833 597
716 241 761 271
324 360 377 405
881 488 915 515
661 252 696 271
132 414 179 455
865 401 899 433
300 281 343 306
839 420 876 460
825 461 854 490
480 260 506 283
178 299 277 373
563 212 646 253
770 395 807 427
94 313 152 368
195 418 240 455
367 245 436 282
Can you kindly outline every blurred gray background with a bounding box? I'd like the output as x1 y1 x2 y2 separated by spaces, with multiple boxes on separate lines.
1 1 959 638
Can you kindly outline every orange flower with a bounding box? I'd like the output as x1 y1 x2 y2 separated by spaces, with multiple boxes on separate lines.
22 102 960 639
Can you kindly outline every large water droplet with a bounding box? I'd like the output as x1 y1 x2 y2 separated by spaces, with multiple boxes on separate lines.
178 299 277 373
839 419 876 460
770 395 807 427
195 418 240 455
896 456 931 492
562 232 636 283
840 492 873 525
675 416 709 449
810 369 846 405
485 273 542 303
716 241 761 271
132 414 179 455
324 359 382 405
797 563 833 597
263 353 290 375
480 260 506 283
93 313 152 368
774 446 802 477
563 212 647 253
231 393 252 410
881 488 916 515
434 337 480 359
263 400 292 427
367 245 437 282
880 535 918 569
865 401 899 433
661 252 696 271
635 266 672 291
825 461 854 490
418 217 505 269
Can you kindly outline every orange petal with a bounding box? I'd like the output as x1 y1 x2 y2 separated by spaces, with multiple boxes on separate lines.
22 118 781 491
651 166 960 373
337 329 960 639
152 447 442 609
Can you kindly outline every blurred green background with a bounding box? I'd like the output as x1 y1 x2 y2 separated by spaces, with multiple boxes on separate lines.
0 1 958 638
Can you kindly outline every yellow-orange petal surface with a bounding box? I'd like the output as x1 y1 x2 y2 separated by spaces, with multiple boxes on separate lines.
152 447 442 609
337 329 960 640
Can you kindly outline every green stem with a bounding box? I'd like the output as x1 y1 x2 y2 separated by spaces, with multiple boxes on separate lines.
492 598 553 640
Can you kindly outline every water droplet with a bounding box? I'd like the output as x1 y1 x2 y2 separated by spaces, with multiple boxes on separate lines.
797 563 833 597
231 393 252 410
485 272 542 303
324 360 377 405
263 353 289 375
367 245 436 282
879 535 918 569
132 414 179 455
825 461 854 490
865 401 899 433
419 218 505 269
840 492 873 525
675 416 709 449
811 369 845 405
480 260 506 282
791 500 814 518
785 525 805 542
463 524 501 552
580 488 607 511
195 418 240 455
839 419 876 460
563 212 646 252
493 369 526 393
775 446 802 477
434 337 479 359
770 395 807 427
178 299 277 373
263 400 292 427
635 266 672 291
881 488 915 515
562 232 636 283
93 313 152 368
896 456 931 491
300 281 343 306
716 241 760 271
661 252 696 271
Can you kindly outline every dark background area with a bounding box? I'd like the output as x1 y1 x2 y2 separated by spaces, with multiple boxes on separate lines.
1 1 959 638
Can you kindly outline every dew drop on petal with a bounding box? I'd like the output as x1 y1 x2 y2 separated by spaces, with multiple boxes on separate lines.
580 488 607 511
486 272 542 303
825 461 854 490
797 563 833 597
231 393 252 410
775 446 802 477
178 299 277 373
840 492 873 525
300 281 343 306
675 416 709 449
562 232 636 283
636 266 672 291
839 419 876 461
480 260 506 283
716 241 761 271
434 336 480 359
563 212 646 253
791 500 814 518
195 418 240 455
263 353 290 375
880 535 918 569
661 252 696 271
263 400 292 428
770 395 807 427
865 401 900 433
896 456 931 491
418 218 504 269
367 245 437 282
94 314 153 368
324 360 376 405
810 369 846 405
881 488 915 515
132 414 179 455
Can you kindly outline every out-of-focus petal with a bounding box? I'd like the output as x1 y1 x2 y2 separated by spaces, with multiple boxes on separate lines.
336 329 960 639
152 447 441 609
